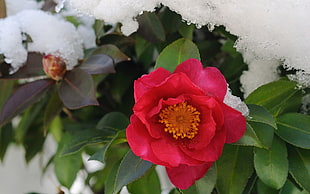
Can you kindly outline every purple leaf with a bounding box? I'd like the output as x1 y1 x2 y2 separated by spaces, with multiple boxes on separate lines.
92 44 130 64
0 79 54 127
59 68 99 109
0 52 45 79
79 54 115 75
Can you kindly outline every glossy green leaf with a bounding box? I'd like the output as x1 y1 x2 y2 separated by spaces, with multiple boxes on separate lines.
137 12 166 43
54 133 82 188
105 160 122 194
280 180 309 194
96 112 129 131
135 35 156 68
184 164 217 194
59 68 99 109
256 179 278 194
89 130 125 163
178 23 195 40
235 123 262 147
276 113 310 149
78 54 115 75
23 121 46 163
288 147 310 192
155 38 200 72
236 105 276 148
60 128 115 156
43 92 63 133
127 167 161 194
247 104 277 129
0 124 13 161
15 98 46 143
245 79 302 116
114 150 153 194
248 121 274 149
216 145 254 194
254 136 288 189
0 79 54 127
91 44 130 64
157 7 182 33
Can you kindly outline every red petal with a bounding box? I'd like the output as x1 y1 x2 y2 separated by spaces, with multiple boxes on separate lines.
221 103 247 143
174 59 227 101
133 73 204 138
134 67 171 102
180 124 226 162
126 115 170 166
166 163 213 190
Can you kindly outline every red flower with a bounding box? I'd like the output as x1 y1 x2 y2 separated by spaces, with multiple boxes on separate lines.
126 59 246 189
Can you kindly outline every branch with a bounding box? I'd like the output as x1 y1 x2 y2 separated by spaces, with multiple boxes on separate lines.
0 0 6 18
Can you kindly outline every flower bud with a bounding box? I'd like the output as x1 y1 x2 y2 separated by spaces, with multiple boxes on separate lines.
42 54 66 81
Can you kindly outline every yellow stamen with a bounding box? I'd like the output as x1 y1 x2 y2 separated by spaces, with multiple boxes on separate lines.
159 102 200 139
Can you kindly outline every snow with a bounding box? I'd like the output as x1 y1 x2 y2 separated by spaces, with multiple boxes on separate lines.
224 88 249 116
0 10 84 73
5 0 42 16
68 0 310 95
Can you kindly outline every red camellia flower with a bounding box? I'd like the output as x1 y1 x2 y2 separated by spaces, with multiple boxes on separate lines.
126 58 246 189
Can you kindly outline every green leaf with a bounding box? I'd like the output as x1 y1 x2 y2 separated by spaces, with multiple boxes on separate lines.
256 179 278 194
96 112 129 131
0 124 13 161
245 79 302 116
288 147 310 192
54 133 82 188
91 44 130 64
276 113 310 149
236 105 276 148
15 99 46 143
155 38 200 72
235 123 263 148
254 136 288 189
216 145 254 194
59 68 99 109
78 54 115 75
135 35 156 68
247 104 277 129
280 180 309 194
114 150 153 194
157 7 182 33
178 23 195 40
0 79 54 127
184 164 217 194
248 121 274 149
89 130 126 163
137 11 166 43
43 92 63 133
60 128 115 156
127 167 161 194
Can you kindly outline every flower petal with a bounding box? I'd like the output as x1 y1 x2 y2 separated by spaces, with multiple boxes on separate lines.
126 115 170 166
221 103 247 143
166 163 213 190
174 58 227 101
133 73 204 138
134 67 171 102
180 124 226 162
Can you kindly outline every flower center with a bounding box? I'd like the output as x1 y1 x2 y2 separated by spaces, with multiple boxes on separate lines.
159 102 200 139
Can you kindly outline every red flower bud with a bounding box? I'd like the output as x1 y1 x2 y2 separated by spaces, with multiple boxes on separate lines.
42 54 66 81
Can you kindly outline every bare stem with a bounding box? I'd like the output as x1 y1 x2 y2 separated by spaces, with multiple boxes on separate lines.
0 0 6 18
